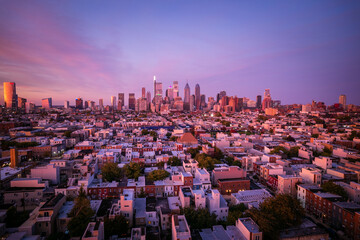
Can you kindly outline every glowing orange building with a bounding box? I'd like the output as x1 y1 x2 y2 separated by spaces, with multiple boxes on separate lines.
3 82 18 109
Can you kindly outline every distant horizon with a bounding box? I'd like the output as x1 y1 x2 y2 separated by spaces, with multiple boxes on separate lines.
1 0 359 105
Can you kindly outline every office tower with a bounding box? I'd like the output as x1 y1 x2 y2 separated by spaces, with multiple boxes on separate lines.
339 94 346 108
262 89 272 110
117 99 122 111
167 85 174 101
146 91 151 105
195 84 200 110
84 100 89 109
137 98 148 111
173 81 179 97
229 97 236 113
25 102 35 113
262 97 272 110
256 95 262 109
129 93 136 110
3 82 18 109
237 98 244 111
218 91 226 103
142 87 146 99
200 94 206 109
42 98 52 109
90 101 95 109
111 96 116 110
64 101 70 109
86 100 93 109
264 89 271 98
75 98 83 109
118 93 125 107
153 75 156 101
190 94 195 111
99 99 104 110
18 97 27 109
155 82 163 99
184 83 190 111
10 148 18 168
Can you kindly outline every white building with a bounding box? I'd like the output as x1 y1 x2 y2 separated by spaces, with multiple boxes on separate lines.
30 164 60 184
206 189 228 221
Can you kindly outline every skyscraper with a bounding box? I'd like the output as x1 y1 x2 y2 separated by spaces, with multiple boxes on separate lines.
154 76 163 105
75 98 83 109
42 98 52 109
195 84 200 110
99 98 104 110
111 96 116 110
146 91 151 105
3 82 17 109
64 101 70 109
142 87 146 99
256 95 262 109
184 83 190 111
18 97 27 109
264 89 271 99
173 81 179 97
129 93 136 110
339 94 346 108
167 85 174 101
118 93 125 107
190 94 195 111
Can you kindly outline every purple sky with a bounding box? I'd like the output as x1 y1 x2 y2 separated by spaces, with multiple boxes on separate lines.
1 0 360 106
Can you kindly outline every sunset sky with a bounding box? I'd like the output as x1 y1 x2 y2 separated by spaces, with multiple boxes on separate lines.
1 0 360 105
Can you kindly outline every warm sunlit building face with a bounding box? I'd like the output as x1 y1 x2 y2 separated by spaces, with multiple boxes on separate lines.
3 82 17 109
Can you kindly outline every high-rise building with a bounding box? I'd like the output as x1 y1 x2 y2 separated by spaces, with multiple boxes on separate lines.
195 84 200 110
111 96 116 110
339 94 346 108
3 82 18 109
25 102 35 113
256 95 262 109
10 148 18 168
142 87 146 99
64 101 70 109
262 89 272 110
84 100 89 109
18 97 27 109
42 98 52 109
118 93 125 107
264 89 271 98
146 91 151 105
99 99 104 110
190 94 195 111
173 81 179 97
200 94 206 109
184 83 190 111
129 93 136 110
75 98 83 109
167 85 174 101
218 91 226 103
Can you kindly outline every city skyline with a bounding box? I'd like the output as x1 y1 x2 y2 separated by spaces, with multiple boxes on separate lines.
0 1 360 105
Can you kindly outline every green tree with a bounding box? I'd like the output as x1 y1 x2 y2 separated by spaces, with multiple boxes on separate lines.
124 162 142 180
182 207 218 229
187 146 201 158
149 131 158 138
166 132 172 138
248 194 304 240
101 162 123 182
141 129 149 135
213 147 224 160
168 156 182 166
226 204 246 225
68 187 95 237
195 153 220 170
147 169 170 181
321 147 332 157
63 130 73 138
321 181 348 200
104 215 129 239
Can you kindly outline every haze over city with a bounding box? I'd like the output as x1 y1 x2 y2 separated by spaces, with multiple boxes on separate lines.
1 0 360 105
